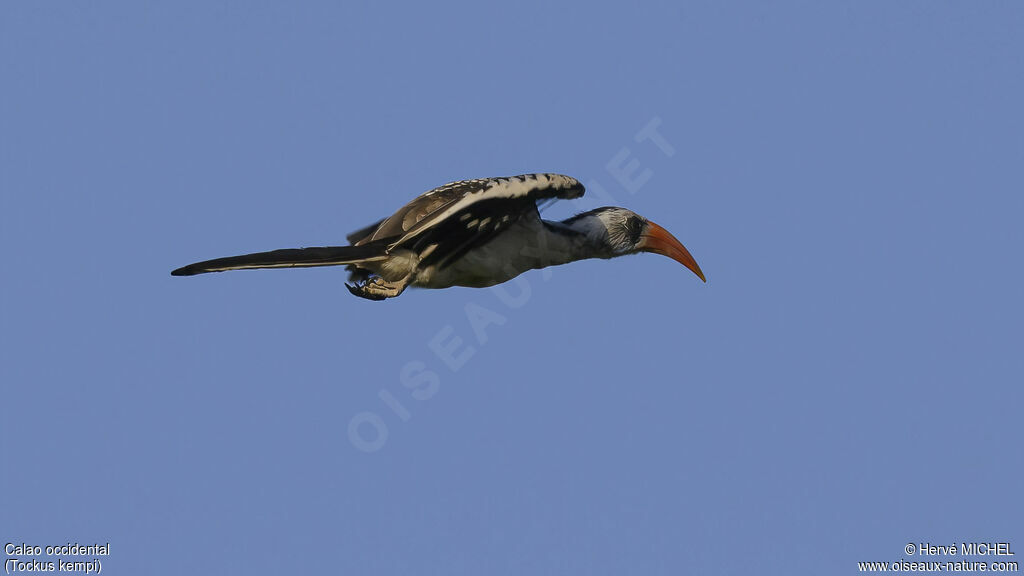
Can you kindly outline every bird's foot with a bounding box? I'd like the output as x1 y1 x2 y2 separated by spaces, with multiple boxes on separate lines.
345 276 405 301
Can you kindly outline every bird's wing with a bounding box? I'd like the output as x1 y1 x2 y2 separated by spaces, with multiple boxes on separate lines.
363 173 584 248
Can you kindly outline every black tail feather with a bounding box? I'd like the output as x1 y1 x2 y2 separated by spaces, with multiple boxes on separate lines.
171 244 388 276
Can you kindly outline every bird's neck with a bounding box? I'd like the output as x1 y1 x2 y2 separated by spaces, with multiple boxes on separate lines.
531 218 613 267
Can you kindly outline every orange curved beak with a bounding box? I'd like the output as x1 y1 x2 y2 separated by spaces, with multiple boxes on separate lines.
638 221 706 282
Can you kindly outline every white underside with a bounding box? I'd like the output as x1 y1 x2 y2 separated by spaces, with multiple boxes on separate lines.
412 213 591 289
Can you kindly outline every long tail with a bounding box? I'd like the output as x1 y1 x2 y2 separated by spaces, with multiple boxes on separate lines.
171 243 389 276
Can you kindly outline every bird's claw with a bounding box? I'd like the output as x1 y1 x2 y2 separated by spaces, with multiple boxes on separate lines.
346 277 401 301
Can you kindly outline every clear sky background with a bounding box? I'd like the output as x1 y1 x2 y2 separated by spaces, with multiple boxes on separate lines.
2 2 1021 574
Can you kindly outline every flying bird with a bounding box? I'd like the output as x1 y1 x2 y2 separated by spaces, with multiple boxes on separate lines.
171 173 705 300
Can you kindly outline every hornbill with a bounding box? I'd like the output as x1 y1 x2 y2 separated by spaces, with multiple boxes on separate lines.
171 173 705 300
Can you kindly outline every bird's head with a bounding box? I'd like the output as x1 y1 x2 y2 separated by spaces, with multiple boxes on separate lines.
565 207 706 282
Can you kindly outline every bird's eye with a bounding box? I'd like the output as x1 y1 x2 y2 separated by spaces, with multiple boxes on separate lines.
624 217 645 244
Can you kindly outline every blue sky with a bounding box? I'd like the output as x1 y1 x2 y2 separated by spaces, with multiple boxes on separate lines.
2 2 1021 574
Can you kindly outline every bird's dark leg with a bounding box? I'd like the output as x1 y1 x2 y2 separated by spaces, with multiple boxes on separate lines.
345 275 409 301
